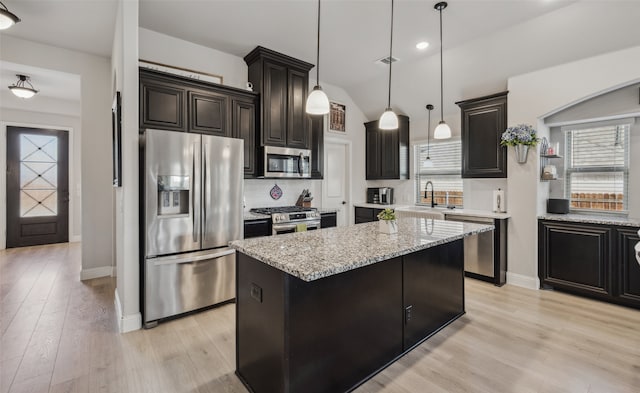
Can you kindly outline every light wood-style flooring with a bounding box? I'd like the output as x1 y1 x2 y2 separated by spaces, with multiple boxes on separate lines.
1 242 639 393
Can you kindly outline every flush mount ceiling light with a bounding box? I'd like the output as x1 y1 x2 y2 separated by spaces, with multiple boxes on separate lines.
416 41 429 50
0 1 20 30
433 2 452 139
379 0 399 130
9 74 38 99
423 104 434 168
305 0 330 115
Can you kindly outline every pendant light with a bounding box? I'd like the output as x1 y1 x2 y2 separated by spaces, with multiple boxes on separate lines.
433 2 451 139
379 0 398 130
305 0 330 115
0 1 20 30
423 104 434 168
8 74 38 99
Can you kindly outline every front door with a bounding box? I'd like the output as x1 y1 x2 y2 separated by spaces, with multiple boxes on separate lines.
6 126 69 248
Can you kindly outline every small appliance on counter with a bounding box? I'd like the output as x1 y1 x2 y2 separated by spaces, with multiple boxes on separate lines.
547 198 570 214
367 187 394 205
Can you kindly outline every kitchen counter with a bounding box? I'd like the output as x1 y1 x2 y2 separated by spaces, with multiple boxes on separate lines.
234 217 490 393
243 211 270 220
230 217 492 282
539 213 640 227
354 203 511 220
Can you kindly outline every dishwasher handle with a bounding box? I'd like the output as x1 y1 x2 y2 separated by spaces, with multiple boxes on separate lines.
445 215 494 225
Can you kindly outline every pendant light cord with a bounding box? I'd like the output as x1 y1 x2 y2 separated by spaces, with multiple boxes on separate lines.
387 0 394 109
438 4 444 122
316 0 321 86
427 106 431 156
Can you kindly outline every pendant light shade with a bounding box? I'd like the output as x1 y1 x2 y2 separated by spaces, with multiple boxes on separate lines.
0 1 20 30
380 108 399 130
8 74 38 99
423 104 434 167
378 0 398 130
434 2 451 139
306 0 330 115
306 86 330 115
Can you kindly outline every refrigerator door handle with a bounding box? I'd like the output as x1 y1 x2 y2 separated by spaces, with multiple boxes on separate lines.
203 143 208 234
192 142 198 243
150 249 235 266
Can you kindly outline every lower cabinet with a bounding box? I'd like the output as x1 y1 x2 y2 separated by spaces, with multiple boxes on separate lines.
320 212 337 228
538 220 639 309
244 219 271 239
354 207 384 224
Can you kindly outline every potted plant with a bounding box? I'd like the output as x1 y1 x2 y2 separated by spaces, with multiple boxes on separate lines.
500 124 540 164
377 208 398 234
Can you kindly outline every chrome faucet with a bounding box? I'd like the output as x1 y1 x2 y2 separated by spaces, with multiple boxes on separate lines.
424 181 437 208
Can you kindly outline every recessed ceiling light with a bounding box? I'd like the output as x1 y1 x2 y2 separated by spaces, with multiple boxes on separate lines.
416 41 429 50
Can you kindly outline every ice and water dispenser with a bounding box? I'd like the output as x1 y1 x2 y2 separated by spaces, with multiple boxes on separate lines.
157 175 190 216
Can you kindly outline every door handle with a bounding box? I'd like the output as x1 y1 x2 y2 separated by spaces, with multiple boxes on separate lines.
203 143 207 233
192 142 197 243
342 201 346 205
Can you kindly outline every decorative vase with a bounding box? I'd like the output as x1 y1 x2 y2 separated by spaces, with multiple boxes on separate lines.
514 144 530 164
379 219 398 234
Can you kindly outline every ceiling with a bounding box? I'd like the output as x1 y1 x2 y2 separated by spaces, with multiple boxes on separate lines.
3 0 640 128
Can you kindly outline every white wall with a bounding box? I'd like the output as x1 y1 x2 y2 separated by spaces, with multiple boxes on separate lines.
506 45 640 289
112 0 141 333
139 28 248 90
0 35 112 274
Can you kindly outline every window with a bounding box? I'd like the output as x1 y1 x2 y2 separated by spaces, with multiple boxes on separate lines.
565 123 630 213
415 140 463 207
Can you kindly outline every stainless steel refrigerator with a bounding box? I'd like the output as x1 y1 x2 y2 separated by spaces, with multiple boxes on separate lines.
142 128 243 328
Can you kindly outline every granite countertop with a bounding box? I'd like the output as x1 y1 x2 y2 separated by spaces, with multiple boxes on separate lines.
539 213 640 227
230 217 493 282
354 203 511 220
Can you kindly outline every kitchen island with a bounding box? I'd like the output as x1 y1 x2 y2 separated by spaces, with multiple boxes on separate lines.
229 218 493 393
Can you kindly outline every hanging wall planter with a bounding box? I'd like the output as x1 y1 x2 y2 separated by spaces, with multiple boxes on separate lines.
514 144 530 164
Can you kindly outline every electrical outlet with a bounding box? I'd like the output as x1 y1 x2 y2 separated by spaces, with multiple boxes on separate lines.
250 283 263 303
405 305 412 324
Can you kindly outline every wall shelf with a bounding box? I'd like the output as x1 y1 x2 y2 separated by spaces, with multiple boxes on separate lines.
540 137 562 181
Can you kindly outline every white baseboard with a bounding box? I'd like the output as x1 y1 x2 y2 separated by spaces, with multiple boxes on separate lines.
114 289 141 333
70 235 81 242
506 272 540 290
80 266 114 281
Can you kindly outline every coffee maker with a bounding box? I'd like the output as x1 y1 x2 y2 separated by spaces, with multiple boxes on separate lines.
367 187 394 205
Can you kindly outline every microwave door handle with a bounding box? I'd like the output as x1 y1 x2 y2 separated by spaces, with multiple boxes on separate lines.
298 153 303 176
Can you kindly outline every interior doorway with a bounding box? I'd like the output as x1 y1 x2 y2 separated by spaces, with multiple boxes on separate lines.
323 139 352 226
6 126 69 247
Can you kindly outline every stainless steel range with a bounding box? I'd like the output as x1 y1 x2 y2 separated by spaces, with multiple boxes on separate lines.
250 206 321 235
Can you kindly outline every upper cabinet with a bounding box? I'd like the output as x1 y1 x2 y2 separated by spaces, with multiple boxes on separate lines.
139 68 259 178
365 115 410 180
456 92 508 178
309 115 324 179
244 46 314 149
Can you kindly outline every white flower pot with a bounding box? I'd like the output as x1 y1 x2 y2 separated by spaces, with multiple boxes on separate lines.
379 219 398 234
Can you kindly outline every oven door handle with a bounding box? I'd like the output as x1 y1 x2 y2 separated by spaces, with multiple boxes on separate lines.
273 222 320 231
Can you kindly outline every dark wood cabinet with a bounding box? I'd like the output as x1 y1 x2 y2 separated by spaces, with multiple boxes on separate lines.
309 115 324 179
189 90 228 136
320 212 337 228
245 46 314 149
456 92 508 178
365 115 409 180
617 227 640 305
139 68 258 178
539 220 639 309
403 240 464 350
244 218 272 239
140 77 186 132
354 207 384 224
233 99 258 177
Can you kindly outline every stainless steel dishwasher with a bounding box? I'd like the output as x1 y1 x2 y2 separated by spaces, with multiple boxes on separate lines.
446 215 495 278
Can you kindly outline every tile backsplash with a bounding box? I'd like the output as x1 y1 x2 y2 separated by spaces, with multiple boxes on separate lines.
243 179 323 210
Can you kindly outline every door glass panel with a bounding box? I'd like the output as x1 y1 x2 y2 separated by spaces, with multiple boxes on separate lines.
19 134 58 217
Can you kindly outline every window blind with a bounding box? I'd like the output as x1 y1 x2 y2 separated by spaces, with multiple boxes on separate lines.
565 124 629 213
414 141 463 207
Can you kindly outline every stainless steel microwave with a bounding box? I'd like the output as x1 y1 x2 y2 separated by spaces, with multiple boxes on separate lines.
263 146 311 178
